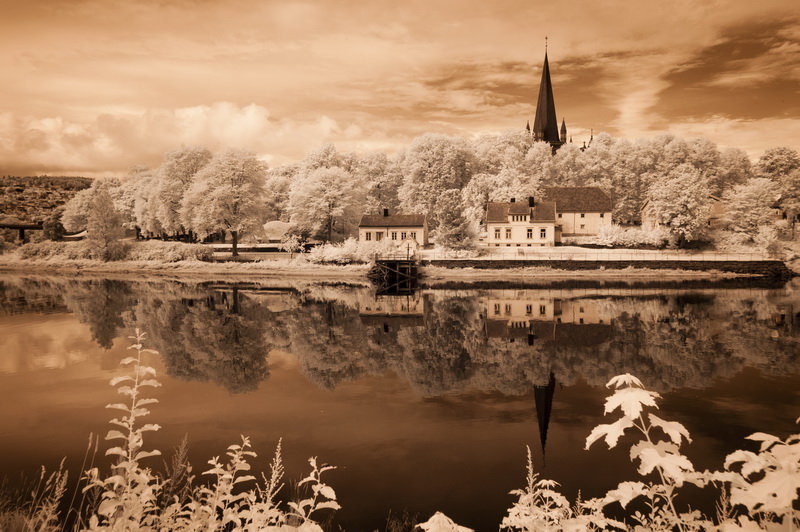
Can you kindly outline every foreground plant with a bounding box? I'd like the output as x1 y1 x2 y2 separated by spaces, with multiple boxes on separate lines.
502 374 799 532
81 329 339 531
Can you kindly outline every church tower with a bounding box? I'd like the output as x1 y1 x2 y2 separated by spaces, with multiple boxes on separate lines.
531 49 566 151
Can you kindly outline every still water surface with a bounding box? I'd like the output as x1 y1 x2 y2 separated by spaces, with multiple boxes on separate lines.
1 274 798 530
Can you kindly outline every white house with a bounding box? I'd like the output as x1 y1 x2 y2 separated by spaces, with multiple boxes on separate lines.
358 210 429 248
485 197 558 247
540 187 613 236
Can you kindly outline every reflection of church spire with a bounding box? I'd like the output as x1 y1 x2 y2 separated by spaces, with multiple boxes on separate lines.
534 372 556 465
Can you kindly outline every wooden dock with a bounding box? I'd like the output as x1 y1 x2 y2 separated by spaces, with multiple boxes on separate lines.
368 255 419 294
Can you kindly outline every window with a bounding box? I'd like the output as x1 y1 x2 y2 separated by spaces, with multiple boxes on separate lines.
600 213 605 218
539 305 546 315
376 232 383 241
365 232 372 241
494 228 501 239
391 231 397 240
540 228 546 239
580 224 585 229
505 228 511 239
580 213 585 218
579 318 584 324
579 307 585 313
401 231 407 240
494 303 500 315
504 304 511 315
410 231 417 240
526 304 532 315
527 228 533 239
558 213 562 218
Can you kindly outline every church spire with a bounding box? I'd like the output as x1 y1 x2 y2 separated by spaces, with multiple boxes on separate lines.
532 49 564 150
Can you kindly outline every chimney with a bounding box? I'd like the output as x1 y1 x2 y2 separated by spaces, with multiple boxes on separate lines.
528 196 535 207
383 208 389 217
510 198 516 203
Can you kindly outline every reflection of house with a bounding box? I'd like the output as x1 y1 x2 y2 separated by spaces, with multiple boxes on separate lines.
484 296 612 344
541 187 613 237
359 294 426 330
358 211 429 248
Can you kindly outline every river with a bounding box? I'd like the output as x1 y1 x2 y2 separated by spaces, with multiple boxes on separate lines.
1 273 798 531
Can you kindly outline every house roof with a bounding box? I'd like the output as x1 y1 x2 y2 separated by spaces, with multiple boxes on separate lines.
542 187 612 212
486 201 556 223
359 214 426 228
532 201 556 221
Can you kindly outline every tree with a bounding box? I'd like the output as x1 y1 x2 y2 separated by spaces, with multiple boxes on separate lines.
646 164 711 246
435 189 475 250
181 147 268 257
154 146 213 236
713 147 752 195
86 187 127 261
398 133 474 229
722 178 780 239
287 166 365 242
357 152 402 214
42 207 66 241
755 147 800 179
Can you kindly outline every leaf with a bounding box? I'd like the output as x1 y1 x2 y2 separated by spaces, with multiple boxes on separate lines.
648 414 692 445
104 430 126 441
606 374 644 389
745 432 780 452
139 423 161 433
105 446 126 457
134 450 162 461
314 500 341 511
318 485 336 500
604 387 660 419
632 441 695 486
604 481 646 508
109 375 134 386
585 417 634 450
105 403 129 412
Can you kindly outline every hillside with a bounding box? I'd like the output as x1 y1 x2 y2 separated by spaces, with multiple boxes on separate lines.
0 176 92 223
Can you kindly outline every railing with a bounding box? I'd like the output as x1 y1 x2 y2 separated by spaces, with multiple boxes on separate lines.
420 250 778 262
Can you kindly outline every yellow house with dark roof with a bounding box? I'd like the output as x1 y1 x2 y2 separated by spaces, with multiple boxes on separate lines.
541 186 613 237
485 197 558 247
358 210 429 247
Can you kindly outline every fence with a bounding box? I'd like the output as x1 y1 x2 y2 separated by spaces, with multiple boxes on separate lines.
421 250 778 262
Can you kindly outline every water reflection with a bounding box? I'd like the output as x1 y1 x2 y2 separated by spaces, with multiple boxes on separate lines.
1 275 799 530
2 276 798 396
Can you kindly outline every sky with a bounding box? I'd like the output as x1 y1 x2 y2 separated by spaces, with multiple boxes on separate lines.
1 0 798 177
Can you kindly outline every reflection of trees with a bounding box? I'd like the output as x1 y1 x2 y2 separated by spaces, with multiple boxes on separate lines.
130 287 270 394
63 280 132 349
5 276 799 396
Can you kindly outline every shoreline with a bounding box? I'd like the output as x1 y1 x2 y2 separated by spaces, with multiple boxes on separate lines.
0 256 791 284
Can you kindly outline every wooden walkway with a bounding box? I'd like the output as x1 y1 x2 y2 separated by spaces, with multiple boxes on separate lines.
369 255 419 294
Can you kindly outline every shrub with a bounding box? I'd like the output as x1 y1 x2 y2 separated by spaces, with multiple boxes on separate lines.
128 241 213 262
595 225 670 248
306 238 399 264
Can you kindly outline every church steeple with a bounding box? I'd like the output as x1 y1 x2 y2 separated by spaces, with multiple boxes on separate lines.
532 49 565 151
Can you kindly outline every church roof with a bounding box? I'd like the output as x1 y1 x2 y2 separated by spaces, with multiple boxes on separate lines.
485 200 556 223
542 187 612 213
532 52 562 146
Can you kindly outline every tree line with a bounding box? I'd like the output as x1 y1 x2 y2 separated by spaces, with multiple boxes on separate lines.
60 132 800 254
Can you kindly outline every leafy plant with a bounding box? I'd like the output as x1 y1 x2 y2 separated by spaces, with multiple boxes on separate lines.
502 373 799 532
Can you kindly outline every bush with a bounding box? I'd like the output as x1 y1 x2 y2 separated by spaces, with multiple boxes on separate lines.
128 241 213 262
595 225 670 248
306 238 398 264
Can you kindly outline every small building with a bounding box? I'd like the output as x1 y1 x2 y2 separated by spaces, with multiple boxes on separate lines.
485 197 557 247
358 210 429 248
541 187 613 236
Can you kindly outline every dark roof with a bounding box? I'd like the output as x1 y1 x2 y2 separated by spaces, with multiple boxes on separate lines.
542 187 612 212
532 201 556 222
359 214 426 228
486 201 556 223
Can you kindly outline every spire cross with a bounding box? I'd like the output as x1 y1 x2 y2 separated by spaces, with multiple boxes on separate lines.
545 36 548 52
